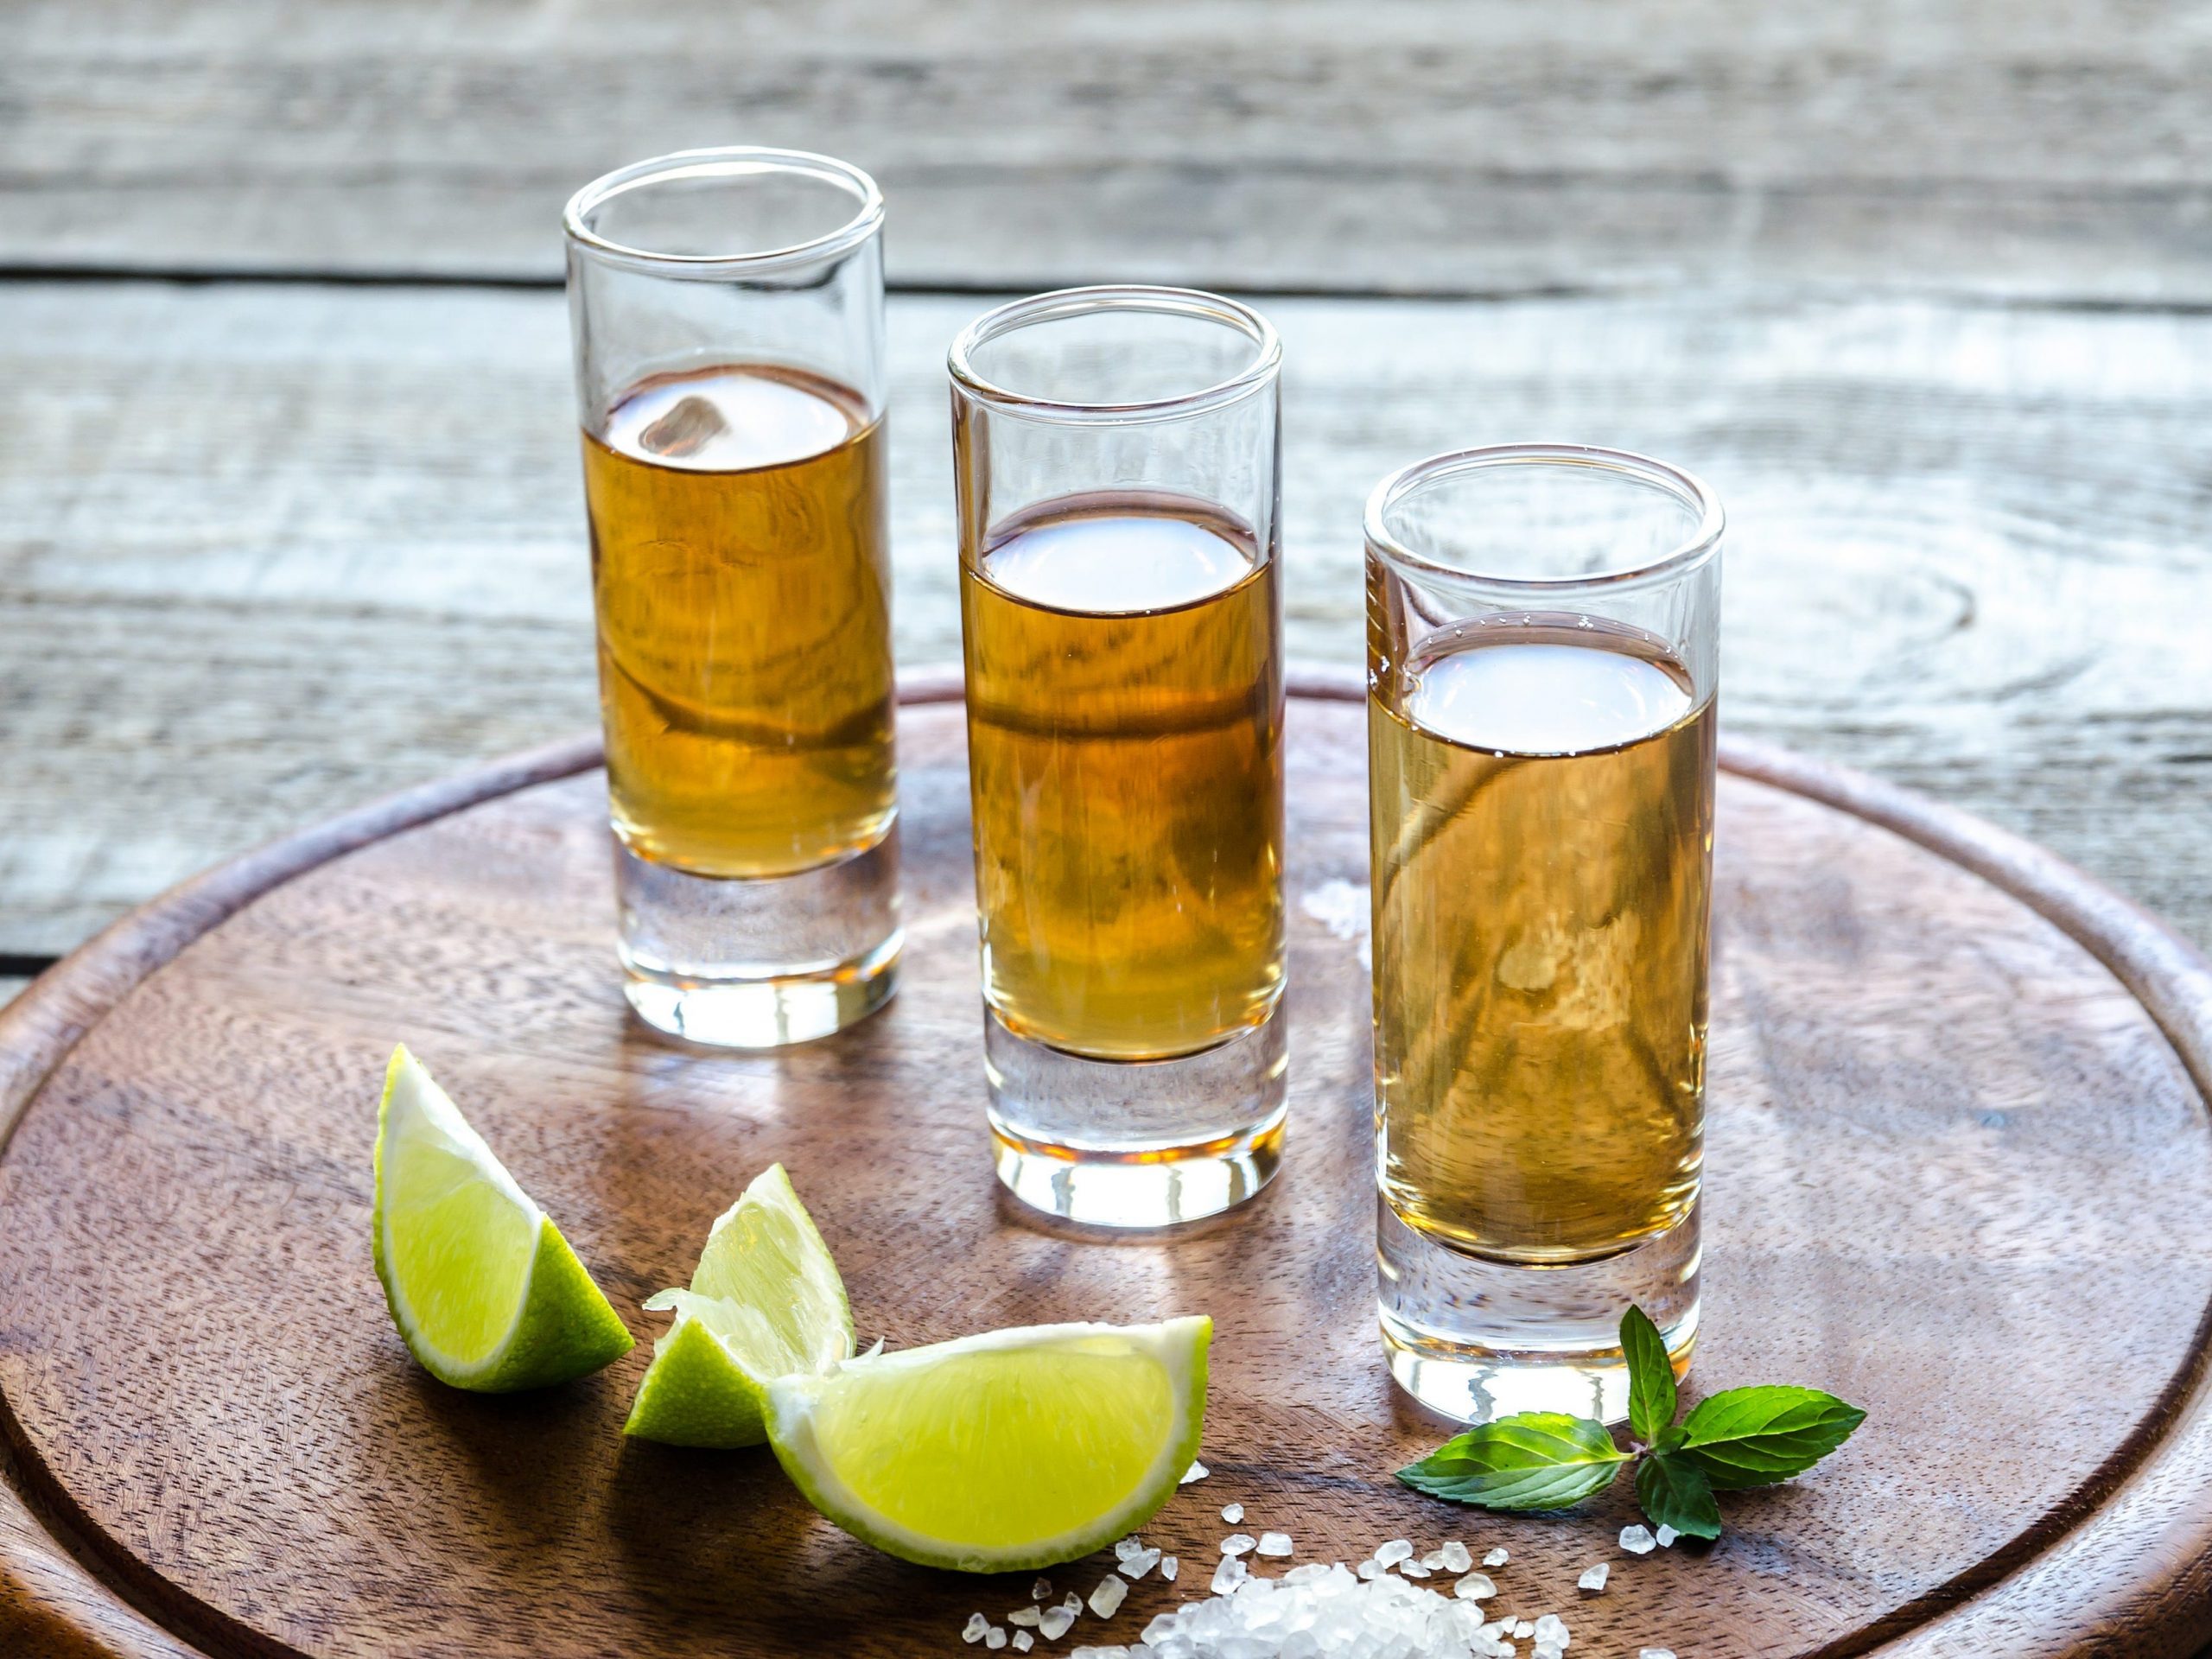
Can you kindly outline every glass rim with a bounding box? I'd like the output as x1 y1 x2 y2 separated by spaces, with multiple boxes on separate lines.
1364 443 1725 594
562 146 885 277
946 285 1282 423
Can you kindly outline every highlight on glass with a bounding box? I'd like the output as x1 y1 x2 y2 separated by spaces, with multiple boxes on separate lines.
564 148 900 1047
1365 444 1722 1423
948 286 1288 1228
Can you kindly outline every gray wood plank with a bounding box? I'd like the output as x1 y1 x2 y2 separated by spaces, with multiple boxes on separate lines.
1 279 2208 959
7 0 2212 298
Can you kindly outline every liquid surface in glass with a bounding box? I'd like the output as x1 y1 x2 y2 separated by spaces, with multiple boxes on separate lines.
1370 619 1714 1263
963 492 1286 1061
583 363 895 878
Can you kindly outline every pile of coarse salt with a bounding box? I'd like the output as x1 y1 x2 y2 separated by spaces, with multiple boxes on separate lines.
962 1465 1682 1659
1072 1563 1553 1659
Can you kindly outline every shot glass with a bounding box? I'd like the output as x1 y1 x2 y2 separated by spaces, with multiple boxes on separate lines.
564 149 900 1047
1366 445 1723 1423
949 287 1288 1227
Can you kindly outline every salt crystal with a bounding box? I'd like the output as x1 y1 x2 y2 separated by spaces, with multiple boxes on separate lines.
1088 1575 1128 1618
1484 1546 1510 1567
1619 1524 1657 1555
1255 1532 1294 1558
1578 1562 1609 1592
1302 879 1375 970
1399 1560 1431 1579
1533 1612 1571 1648
1012 1634 1033 1655
1032 1578 1054 1601
1210 1553 1249 1595
1513 1620 1536 1638
963 1612 990 1643
1375 1538 1414 1567
1453 1571 1497 1600
1114 1535 1144 1561
984 1630 1007 1651
1159 1554 1179 1582
637 395 731 460
1007 1605 1041 1627
1419 1549 1448 1571
1118 1547 1161 1580
1639 1650 1679 1659
1220 1502 1244 1524
1281 1562 1332 1586
1220 1534 1257 1557
1038 1602 1078 1640
1656 1524 1679 1548
1069 1649 1128 1659
1440 1541 1473 1573
1356 1560 1382 1581
1180 1460 1210 1484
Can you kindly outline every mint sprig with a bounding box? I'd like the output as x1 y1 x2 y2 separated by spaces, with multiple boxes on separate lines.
1620 1304 1676 1446
1676 1385 1866 1488
1633 1449 1721 1540
1395 1305 1865 1541
1396 1412 1630 1512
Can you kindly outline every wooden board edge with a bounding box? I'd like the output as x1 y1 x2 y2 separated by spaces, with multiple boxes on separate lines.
1717 737 2212 1659
1269 680 2212 1656
0 668 967 1152
1719 735 2212 1106
0 733 601 1659
0 677 974 1656
0 730 607 1156
0 1481 206 1659
1 662 2207 1657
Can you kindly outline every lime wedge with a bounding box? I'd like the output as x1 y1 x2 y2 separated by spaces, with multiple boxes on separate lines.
766 1317 1211 1572
371 1046 632 1391
624 1164 855 1446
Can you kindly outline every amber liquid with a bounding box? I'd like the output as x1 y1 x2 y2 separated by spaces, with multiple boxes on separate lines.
582 364 895 879
962 493 1286 1061
1370 619 1714 1264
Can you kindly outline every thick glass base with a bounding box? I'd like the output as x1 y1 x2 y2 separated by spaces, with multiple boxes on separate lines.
614 825 901 1049
985 1004 1287 1228
1377 1196 1700 1426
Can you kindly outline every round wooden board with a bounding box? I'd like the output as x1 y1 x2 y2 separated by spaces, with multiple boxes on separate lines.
3 670 2210 1659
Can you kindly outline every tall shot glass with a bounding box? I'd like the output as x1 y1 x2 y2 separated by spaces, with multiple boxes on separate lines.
564 149 900 1047
949 288 1288 1228
1366 446 1723 1422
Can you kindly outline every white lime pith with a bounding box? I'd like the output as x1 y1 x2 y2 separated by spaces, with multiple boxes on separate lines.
766 1316 1211 1573
623 1163 854 1446
371 1046 632 1392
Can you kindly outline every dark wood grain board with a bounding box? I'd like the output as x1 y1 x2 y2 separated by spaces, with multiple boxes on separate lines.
2 679 2209 1657
7 0 2212 299
5 283 2210 961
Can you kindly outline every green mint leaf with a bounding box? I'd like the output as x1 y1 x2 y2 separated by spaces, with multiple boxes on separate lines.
1397 1411 1629 1513
1619 1304 1676 1445
1634 1449 1722 1540
1677 1386 1866 1490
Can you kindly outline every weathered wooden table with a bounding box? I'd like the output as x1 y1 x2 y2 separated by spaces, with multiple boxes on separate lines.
3 0 2210 984
2 0 2209 1650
